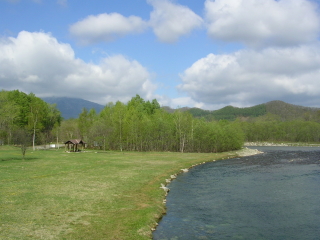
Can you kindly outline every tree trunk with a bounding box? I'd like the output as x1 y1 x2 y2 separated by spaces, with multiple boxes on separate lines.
119 117 122 152
181 134 185 153
32 126 36 151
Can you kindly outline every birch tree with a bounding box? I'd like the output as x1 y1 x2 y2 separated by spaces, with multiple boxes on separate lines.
0 91 19 144
28 93 46 150
112 101 126 151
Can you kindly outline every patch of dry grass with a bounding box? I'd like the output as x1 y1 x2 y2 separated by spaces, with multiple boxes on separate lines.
0 146 242 239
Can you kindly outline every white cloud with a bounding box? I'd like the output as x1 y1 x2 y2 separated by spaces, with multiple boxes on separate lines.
20 74 41 83
69 13 148 44
0 31 156 104
150 94 204 109
178 44 320 109
148 0 203 43
69 0 203 44
205 0 320 48
171 97 204 108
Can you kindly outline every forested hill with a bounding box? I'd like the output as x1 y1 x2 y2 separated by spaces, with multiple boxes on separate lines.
42 96 320 121
188 104 266 121
166 100 320 121
42 97 104 119
265 100 320 121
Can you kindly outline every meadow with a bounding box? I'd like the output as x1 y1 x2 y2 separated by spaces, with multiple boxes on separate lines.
0 146 241 239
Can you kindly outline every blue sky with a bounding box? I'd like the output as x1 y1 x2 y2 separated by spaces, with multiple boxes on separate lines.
1 0 320 109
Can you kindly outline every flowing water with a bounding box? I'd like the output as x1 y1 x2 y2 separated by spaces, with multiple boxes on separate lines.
153 147 320 240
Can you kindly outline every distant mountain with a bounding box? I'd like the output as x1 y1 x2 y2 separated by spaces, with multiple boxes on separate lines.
163 100 320 121
161 106 176 114
209 104 267 121
265 100 320 121
42 97 104 119
161 106 191 114
162 104 266 120
43 97 320 121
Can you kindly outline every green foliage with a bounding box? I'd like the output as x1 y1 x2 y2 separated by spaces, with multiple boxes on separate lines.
59 118 79 140
7 90 31 127
0 91 20 144
12 127 31 159
239 118 320 143
127 94 160 115
78 108 97 141
185 100 320 144
5 90 319 149
73 95 244 153
0 90 62 147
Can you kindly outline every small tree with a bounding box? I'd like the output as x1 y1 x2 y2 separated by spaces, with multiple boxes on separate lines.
13 128 31 159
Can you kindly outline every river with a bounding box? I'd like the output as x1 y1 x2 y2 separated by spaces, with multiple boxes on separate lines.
153 147 320 240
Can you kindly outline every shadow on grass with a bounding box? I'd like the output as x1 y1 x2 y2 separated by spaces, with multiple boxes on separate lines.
1 157 39 161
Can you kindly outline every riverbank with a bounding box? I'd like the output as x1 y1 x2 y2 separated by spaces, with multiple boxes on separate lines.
154 147 263 232
235 147 263 156
159 147 263 189
153 147 320 240
244 141 320 147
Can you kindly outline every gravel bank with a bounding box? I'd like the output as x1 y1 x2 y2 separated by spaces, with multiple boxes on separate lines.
244 142 320 147
235 147 263 156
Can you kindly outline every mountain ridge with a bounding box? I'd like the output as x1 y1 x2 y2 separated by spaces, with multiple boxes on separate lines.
42 97 320 121
42 97 104 119
164 100 320 121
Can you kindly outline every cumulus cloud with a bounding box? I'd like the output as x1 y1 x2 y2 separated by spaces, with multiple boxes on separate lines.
69 13 148 44
148 0 203 43
0 31 156 104
205 0 320 48
178 44 320 109
69 0 203 44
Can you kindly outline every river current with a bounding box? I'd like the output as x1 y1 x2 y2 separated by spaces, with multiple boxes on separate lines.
153 147 320 240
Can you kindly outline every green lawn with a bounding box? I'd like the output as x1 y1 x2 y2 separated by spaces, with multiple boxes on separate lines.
0 146 240 239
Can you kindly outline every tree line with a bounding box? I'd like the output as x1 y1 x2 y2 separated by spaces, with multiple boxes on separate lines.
239 113 320 143
2 90 320 155
0 90 61 153
58 95 244 153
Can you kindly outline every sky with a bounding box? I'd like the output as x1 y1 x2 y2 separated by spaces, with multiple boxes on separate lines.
1 0 320 110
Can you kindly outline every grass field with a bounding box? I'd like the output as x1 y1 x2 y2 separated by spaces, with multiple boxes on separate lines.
0 146 242 239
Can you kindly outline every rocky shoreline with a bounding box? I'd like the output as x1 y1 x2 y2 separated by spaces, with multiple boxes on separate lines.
235 147 263 156
244 141 320 147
